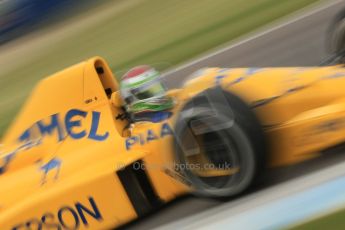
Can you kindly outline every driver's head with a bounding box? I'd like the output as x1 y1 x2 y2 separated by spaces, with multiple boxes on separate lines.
120 65 174 115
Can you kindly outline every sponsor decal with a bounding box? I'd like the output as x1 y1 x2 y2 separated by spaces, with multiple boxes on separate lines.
251 85 307 108
0 139 42 174
314 119 345 132
125 122 174 150
0 109 108 174
295 119 345 146
12 197 102 230
212 68 265 87
19 109 109 143
226 68 263 87
215 75 225 85
214 68 230 85
39 157 62 185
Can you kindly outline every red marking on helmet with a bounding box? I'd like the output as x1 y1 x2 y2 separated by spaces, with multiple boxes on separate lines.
123 65 152 79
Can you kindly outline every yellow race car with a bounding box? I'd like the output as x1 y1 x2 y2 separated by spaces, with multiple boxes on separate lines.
0 57 345 229
2 16 345 230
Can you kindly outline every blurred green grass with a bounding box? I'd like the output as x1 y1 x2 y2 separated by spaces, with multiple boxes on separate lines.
0 0 318 137
289 208 345 230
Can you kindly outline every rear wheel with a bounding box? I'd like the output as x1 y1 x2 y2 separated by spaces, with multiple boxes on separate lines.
174 88 266 198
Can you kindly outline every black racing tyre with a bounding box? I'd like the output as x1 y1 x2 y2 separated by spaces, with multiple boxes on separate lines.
328 8 345 54
174 87 266 198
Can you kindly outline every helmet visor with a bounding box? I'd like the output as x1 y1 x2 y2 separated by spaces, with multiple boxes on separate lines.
130 79 166 101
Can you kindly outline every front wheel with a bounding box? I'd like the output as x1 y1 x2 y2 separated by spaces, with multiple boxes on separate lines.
174 88 266 198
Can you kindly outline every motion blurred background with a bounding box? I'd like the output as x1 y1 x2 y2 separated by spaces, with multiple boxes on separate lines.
1 0 345 229
0 0 316 137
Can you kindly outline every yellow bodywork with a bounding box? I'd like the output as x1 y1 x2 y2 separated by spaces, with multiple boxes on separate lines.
1 57 345 229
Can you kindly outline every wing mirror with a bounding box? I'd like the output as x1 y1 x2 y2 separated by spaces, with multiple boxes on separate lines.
111 91 124 108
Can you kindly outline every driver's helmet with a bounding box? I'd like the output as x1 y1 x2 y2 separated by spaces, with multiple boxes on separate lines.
120 65 174 115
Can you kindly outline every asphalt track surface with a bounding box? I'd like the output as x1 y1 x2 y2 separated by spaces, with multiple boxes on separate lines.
124 0 345 229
